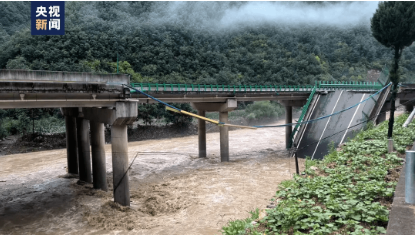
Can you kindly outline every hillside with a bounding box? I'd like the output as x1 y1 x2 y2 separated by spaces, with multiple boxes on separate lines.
0 2 414 84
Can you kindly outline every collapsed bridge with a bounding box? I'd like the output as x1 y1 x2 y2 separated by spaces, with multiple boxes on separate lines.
0 69 413 206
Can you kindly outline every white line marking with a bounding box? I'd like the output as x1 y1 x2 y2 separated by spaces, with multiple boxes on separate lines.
298 95 321 148
339 94 366 145
311 90 343 160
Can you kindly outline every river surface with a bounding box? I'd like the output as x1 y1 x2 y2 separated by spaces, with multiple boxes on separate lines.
0 119 304 235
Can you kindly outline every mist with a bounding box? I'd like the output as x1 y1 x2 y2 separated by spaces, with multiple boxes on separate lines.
73 1 380 34
218 2 379 28
145 1 379 30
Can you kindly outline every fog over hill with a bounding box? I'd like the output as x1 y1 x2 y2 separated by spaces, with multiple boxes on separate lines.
148 1 379 29
218 1 378 28
0 1 414 85
71 1 380 34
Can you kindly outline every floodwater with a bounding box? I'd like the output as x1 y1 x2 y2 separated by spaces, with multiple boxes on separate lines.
0 119 304 235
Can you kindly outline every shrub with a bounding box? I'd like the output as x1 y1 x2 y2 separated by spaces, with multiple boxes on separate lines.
244 101 284 121
0 121 7 139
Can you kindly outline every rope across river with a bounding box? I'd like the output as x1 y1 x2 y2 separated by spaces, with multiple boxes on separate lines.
124 82 392 129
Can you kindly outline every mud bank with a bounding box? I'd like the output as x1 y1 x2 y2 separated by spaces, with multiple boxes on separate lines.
0 119 304 235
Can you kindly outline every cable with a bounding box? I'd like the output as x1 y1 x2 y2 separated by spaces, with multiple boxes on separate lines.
113 151 140 195
124 83 392 129
253 82 392 128
112 150 193 194
124 84 180 111
111 87 412 193
289 100 415 173
109 99 415 197
291 98 415 158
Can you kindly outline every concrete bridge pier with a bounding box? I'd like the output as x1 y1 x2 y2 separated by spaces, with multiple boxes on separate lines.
219 111 229 162
76 117 92 183
279 100 307 149
192 99 237 162
111 124 130 206
285 105 292 149
62 108 79 175
197 110 207 158
82 102 137 206
90 121 108 191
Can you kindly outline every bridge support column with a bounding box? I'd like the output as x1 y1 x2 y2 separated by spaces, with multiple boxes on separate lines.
76 118 92 183
197 110 206 158
219 111 229 162
192 99 236 162
64 110 78 174
111 124 130 206
285 106 293 149
279 100 306 149
82 102 137 206
90 121 108 191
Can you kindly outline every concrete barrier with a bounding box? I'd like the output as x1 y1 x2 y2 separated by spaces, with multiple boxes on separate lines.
0 69 130 85
405 150 415 204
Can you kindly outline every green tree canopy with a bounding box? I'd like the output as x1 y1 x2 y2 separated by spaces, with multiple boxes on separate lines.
371 1 415 138
371 2 415 50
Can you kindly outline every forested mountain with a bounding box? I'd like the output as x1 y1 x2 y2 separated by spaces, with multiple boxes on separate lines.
0 1 414 85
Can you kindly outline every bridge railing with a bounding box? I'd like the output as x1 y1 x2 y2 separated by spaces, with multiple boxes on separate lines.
130 81 382 93
289 85 318 148
317 81 383 90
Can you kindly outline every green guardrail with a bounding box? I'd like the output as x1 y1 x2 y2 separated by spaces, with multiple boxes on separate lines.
130 81 382 93
377 66 389 86
317 81 383 90
288 85 317 149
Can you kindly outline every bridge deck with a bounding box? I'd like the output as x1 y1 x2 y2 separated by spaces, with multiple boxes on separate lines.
0 69 392 109
295 90 381 160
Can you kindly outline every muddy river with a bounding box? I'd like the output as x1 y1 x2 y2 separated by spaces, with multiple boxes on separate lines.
0 119 305 235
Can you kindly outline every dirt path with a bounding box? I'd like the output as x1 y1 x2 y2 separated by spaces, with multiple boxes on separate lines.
0 119 304 235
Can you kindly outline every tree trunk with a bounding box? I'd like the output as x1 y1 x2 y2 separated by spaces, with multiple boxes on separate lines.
387 47 402 138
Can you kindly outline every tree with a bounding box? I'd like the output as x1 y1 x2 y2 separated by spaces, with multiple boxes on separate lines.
371 1 415 138
6 56 29 69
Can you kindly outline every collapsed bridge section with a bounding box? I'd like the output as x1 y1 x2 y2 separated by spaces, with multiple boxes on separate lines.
293 88 387 160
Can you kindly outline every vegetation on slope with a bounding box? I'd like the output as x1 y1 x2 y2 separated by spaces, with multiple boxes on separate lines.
222 114 415 235
0 2 414 138
0 2 414 84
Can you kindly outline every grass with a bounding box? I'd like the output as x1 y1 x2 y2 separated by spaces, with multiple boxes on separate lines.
221 113 415 235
